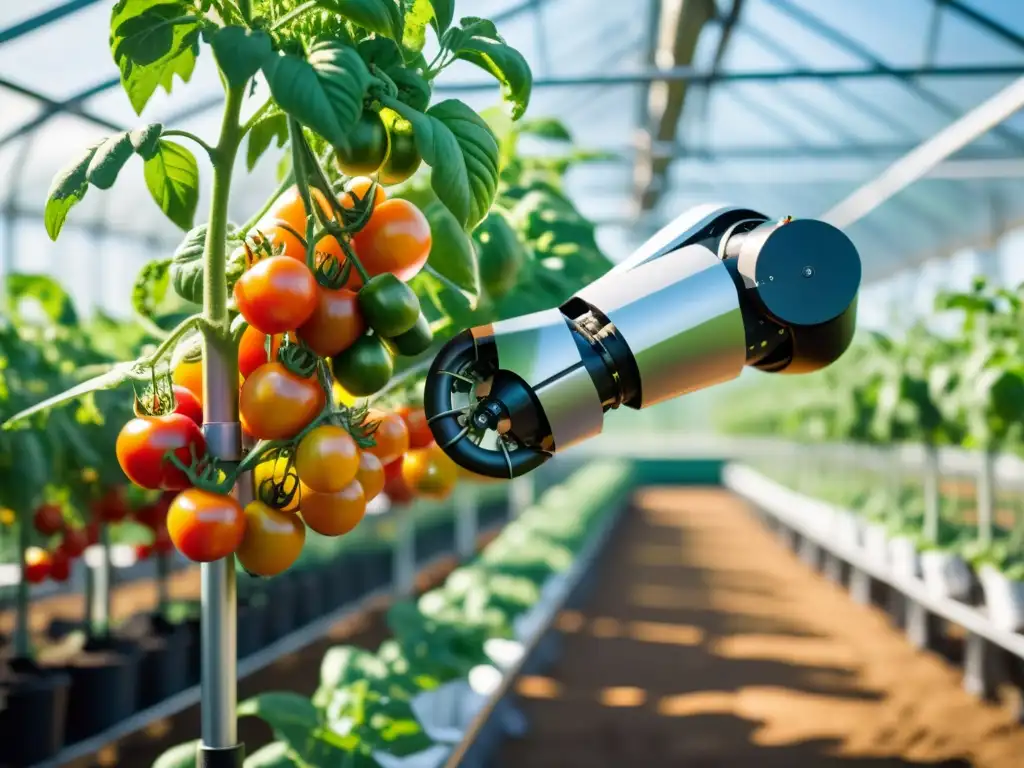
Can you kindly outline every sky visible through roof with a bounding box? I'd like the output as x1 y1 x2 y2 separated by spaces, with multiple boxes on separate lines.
0 0 1022 325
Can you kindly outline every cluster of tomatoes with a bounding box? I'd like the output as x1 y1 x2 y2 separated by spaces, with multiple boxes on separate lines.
107 177 462 578
20 486 173 585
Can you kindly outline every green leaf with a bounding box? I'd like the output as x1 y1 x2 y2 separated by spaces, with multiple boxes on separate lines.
315 0 403 40
209 26 274 88
132 258 172 322
144 139 200 231
474 207 526 300
402 0 433 53
247 111 289 171
388 99 499 231
130 123 164 159
3 362 140 429
424 200 479 305
390 69 431 112
44 142 102 241
151 739 200 768
357 37 404 70
238 692 321 754
319 646 388 692
110 0 201 115
262 41 372 150
429 0 454 34
86 133 137 190
243 742 298 768
169 225 209 305
519 117 572 142
453 34 532 120
7 274 79 326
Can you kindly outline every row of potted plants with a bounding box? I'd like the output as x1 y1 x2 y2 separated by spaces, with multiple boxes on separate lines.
151 460 635 768
0 487 513 768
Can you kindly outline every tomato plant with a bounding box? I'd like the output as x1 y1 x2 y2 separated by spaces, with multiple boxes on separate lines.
116 414 207 491
365 410 410 466
297 287 365 357
352 200 432 283
33 504 63 536
239 361 326 440
300 481 367 537
295 425 360 493
234 256 319 335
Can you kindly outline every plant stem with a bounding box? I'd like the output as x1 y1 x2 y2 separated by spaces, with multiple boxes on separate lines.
147 315 201 367
13 511 30 658
240 99 275 137
162 129 217 160
270 0 318 30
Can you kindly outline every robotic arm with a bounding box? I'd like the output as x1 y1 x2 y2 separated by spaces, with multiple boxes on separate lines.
422 204 862 479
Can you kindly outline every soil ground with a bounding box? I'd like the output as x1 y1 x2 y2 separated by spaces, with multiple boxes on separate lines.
497 488 1024 768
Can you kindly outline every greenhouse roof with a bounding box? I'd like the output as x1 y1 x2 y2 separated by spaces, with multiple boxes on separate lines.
2 0 1024 306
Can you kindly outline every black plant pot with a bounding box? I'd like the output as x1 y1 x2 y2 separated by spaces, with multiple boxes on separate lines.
292 570 325 628
320 558 349 611
61 636 142 744
119 615 191 710
263 576 298 643
237 601 267 660
0 659 70 767
46 618 84 641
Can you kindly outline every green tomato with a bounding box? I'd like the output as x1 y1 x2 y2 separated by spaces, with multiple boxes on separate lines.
358 274 420 338
334 111 391 177
331 335 394 397
380 117 422 185
386 314 433 357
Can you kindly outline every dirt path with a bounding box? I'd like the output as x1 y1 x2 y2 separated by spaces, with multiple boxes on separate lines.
498 488 1024 768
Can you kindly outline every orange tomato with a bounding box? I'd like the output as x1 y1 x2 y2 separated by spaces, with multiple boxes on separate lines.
295 425 360 493
395 405 434 449
352 199 431 283
236 501 306 576
383 457 416 505
401 443 459 500
355 451 385 501
364 409 409 466
340 177 387 210
167 489 246 563
239 362 326 440
300 480 367 536
238 327 283 379
269 186 334 232
172 359 204 402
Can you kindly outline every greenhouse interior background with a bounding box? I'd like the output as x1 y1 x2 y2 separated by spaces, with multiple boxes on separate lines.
4 0 1024 767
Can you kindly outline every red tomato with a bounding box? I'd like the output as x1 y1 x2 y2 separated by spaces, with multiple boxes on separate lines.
136 543 153 561
352 199 431 282
383 457 416 505
85 521 100 547
238 326 283 379
60 527 88 558
401 443 459 500
48 550 71 583
33 503 64 536
296 287 365 358
92 486 130 523
116 414 207 491
395 406 433 450
25 547 51 584
365 410 409 466
233 256 318 335
167 489 246 563
171 385 203 425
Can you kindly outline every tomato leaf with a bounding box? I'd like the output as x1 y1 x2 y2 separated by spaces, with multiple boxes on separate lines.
402 0 434 54
6 274 79 327
152 739 201 768
390 69 431 112
448 19 532 120
243 742 299 768
474 207 526 300
519 117 572 142
209 26 274 88
86 133 137 190
2 362 140 430
246 111 289 171
110 0 202 115
262 41 372 150
429 0 454 35
130 123 164 159
387 99 499 231
169 225 208 305
144 139 199 231
314 0 403 40
238 692 321 756
43 142 102 241
132 258 173 322
424 200 479 306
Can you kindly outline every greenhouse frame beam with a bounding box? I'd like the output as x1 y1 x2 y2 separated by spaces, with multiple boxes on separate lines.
434 63 1024 92
941 0 1024 51
0 0 102 45
823 75 1024 229
765 0 1024 151
0 77 122 149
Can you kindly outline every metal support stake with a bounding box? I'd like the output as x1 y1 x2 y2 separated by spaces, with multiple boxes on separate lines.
977 450 996 549
199 420 243 768
923 444 940 544
455 487 479 560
